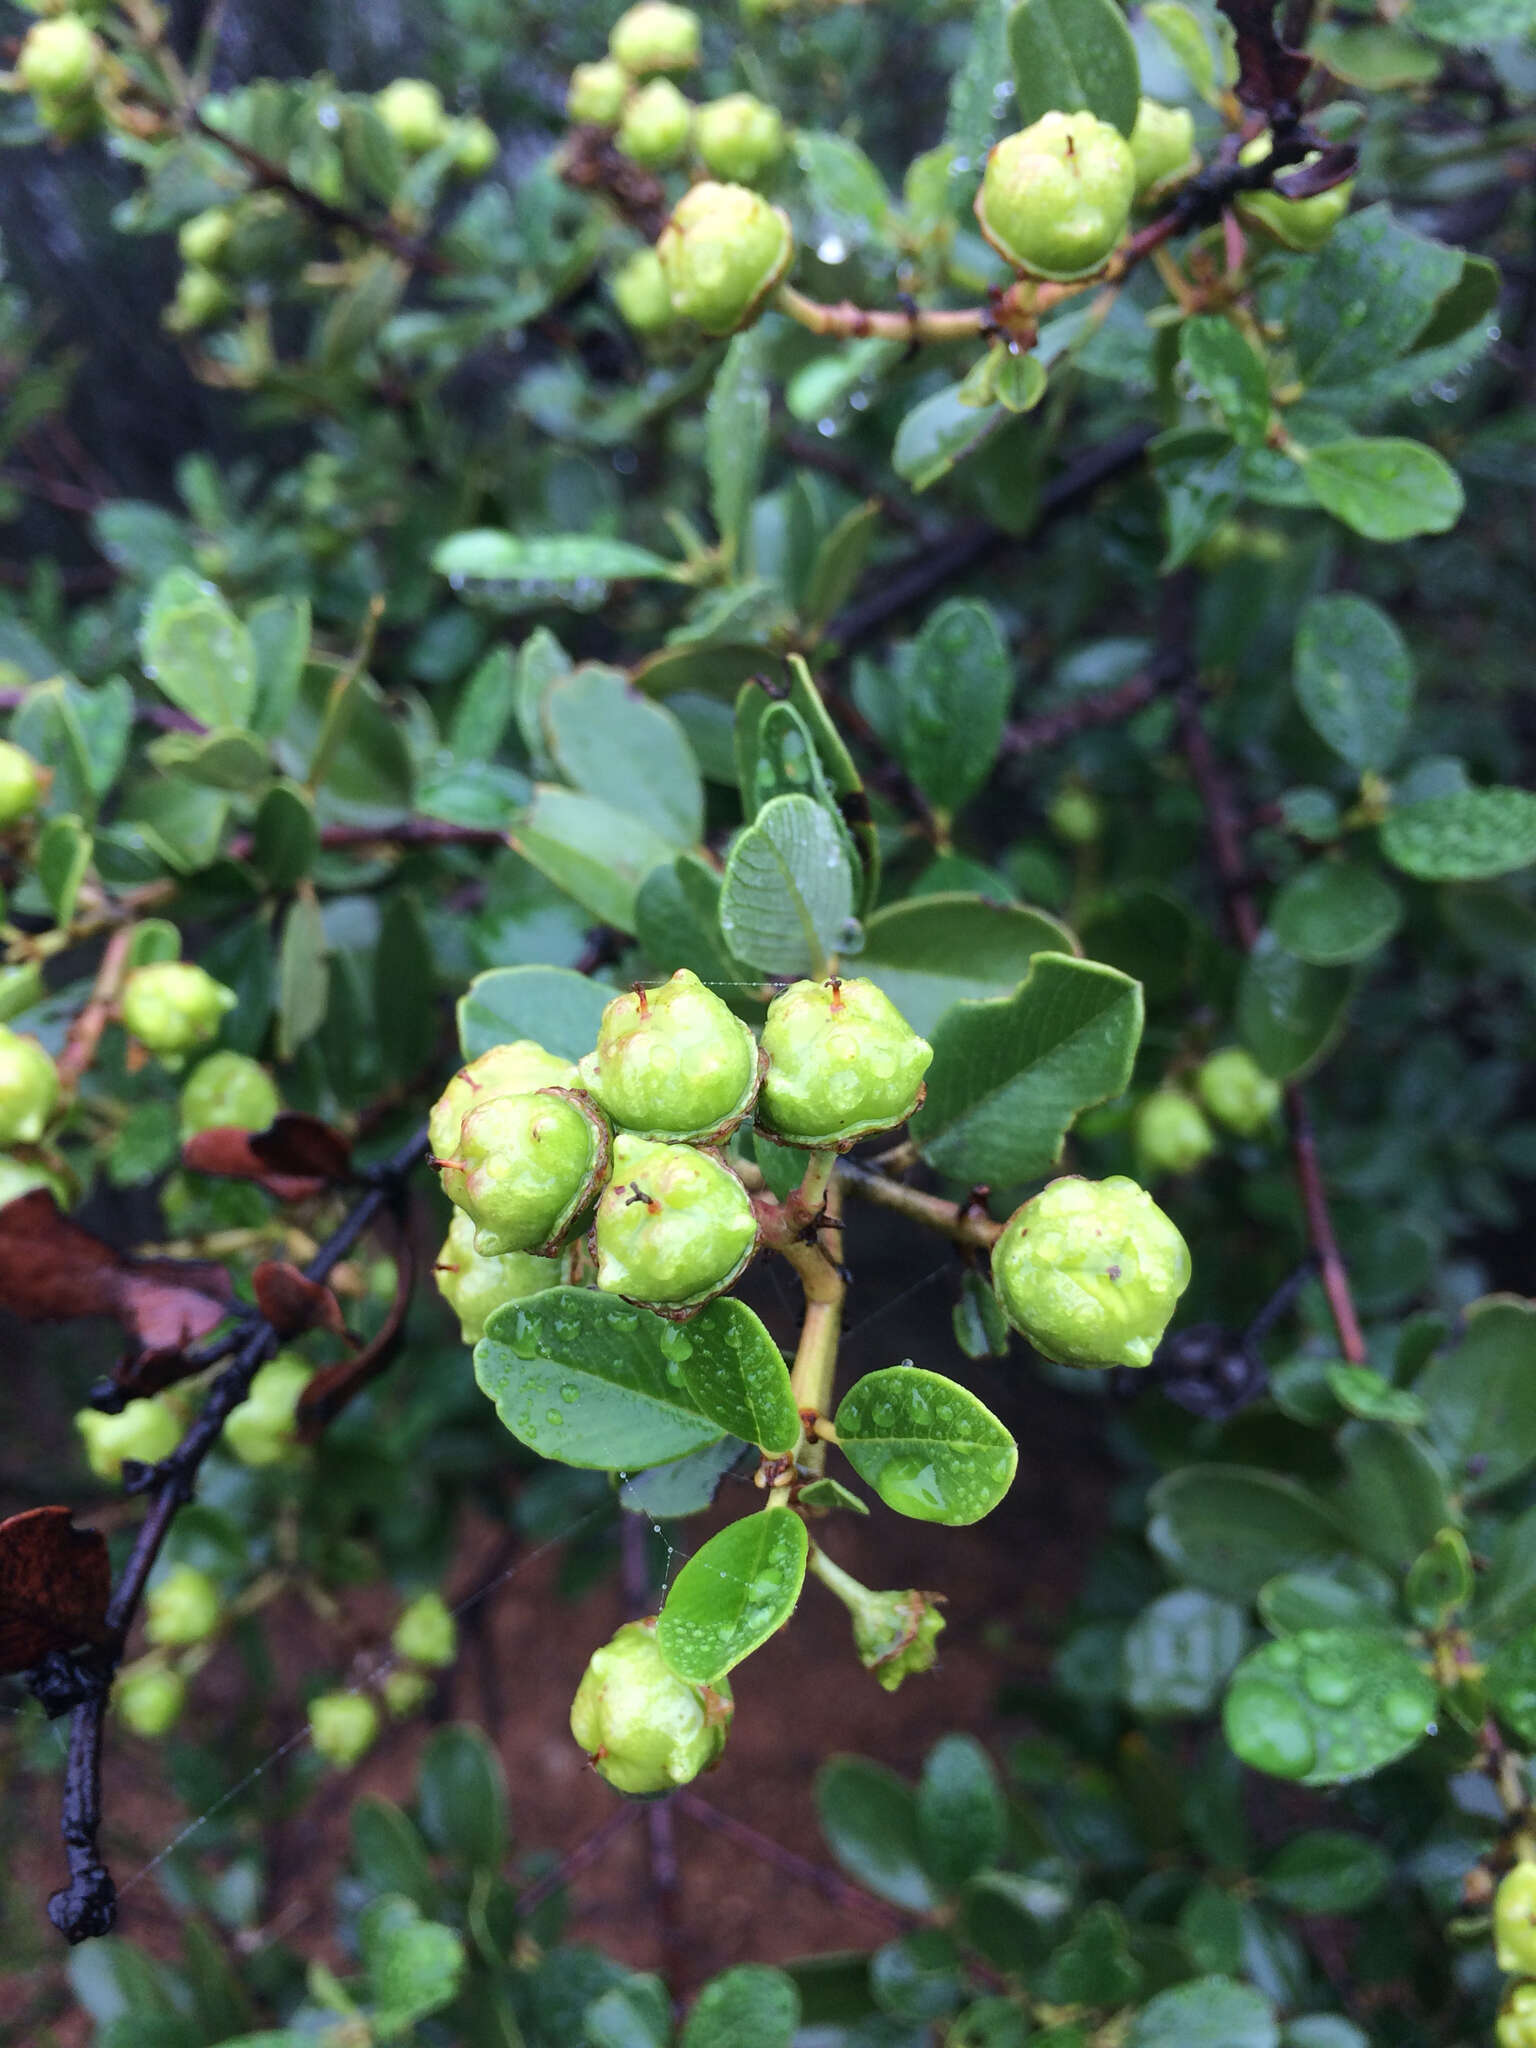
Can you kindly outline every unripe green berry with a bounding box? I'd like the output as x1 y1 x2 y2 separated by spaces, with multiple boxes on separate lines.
1128 98 1198 201
177 206 235 268
570 1616 731 1795
992 1174 1192 1371
116 1663 187 1738
1502 1985 1536 2048
438 1089 609 1258
1134 1089 1216 1177
0 1026 58 1145
759 977 932 1149
1236 136 1354 250
392 1591 457 1670
165 267 232 334
179 1050 281 1139
1498 1866 1536 1977
1047 783 1103 846
612 247 675 335
0 1152 69 1208
0 740 44 825
976 111 1135 281
656 179 794 335
451 115 497 174
309 1690 380 1768
145 1563 221 1648
580 969 760 1144
592 1134 757 1308
382 1667 433 1718
375 78 449 155
1195 1045 1281 1137
434 1208 558 1343
695 92 784 183
224 1354 311 1467
18 15 98 99
608 0 701 74
616 77 692 169
429 1039 578 1162
120 961 237 1064
76 1396 180 1482
567 57 630 126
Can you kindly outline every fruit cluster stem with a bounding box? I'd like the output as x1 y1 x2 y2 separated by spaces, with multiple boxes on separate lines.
782 1175 845 1477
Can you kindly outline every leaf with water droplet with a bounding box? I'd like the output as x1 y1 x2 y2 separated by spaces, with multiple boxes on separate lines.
835 1366 1016 1526
657 1510 809 1682
1222 1626 1435 1786
677 1298 800 1456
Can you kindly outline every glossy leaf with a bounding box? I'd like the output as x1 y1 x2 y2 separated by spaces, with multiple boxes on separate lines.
656 1509 809 1682
432 529 679 585
1486 1627 1536 1744
681 1965 800 2048
707 332 771 561
543 667 704 847
511 784 678 933
1236 931 1352 1081
415 1725 509 1872
1127 1977 1278 2048
619 1438 747 1521
675 1299 799 1455
358 1894 465 2032
893 600 1013 817
276 891 329 1060
916 1735 1007 1893
815 1756 939 1912
1270 861 1403 965
1121 1590 1248 1718
1180 317 1271 447
892 384 1005 491
1331 1423 1449 1573
1381 786 1536 881
1287 208 1464 397
1007 0 1141 134
457 963 611 1063
1414 1296 1536 1498
1147 1466 1352 1600
1261 1833 1392 1914
1292 593 1414 773
635 854 753 991
1222 1627 1435 1786
718 793 858 976
834 1365 1017 1526
1300 438 1464 542
138 567 255 729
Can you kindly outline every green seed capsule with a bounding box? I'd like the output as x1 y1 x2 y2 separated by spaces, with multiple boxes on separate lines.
694 91 784 183
608 0 701 73
392 1591 457 1670
224 1354 312 1468
120 961 237 1064
1134 1089 1217 1177
116 1663 187 1738
612 247 676 335
758 977 932 1149
76 1396 181 1482
0 740 44 825
976 111 1135 281
1236 135 1354 250
18 14 99 99
579 969 760 1143
568 57 630 125
308 1690 380 1768
438 1089 610 1257
179 1050 281 1139
616 76 692 168
1196 1045 1282 1138
570 1617 731 1795
591 1133 757 1309
1500 1982 1536 2048
434 1208 559 1343
1128 97 1198 201
145 1564 221 1648
429 1039 579 1162
1498 1866 1536 1977
656 180 795 335
375 77 449 154
0 1026 58 1146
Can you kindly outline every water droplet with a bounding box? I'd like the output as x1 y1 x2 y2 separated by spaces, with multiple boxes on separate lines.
544 1409 565 1427
1301 1659 1359 1709
1225 1678 1316 1779
1383 1685 1431 1736
560 1383 580 1402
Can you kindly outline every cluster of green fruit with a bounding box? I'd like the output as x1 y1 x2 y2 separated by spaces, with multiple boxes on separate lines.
10 8 103 141
1133 1044 1284 1180
1495 1864 1536 2044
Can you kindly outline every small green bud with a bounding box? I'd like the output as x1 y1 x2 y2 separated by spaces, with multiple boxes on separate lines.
434 1208 558 1343
145 1563 221 1648
309 1690 380 1768
570 1616 731 1795
852 1588 946 1692
1236 136 1354 250
375 78 449 154
609 0 701 74
224 1354 311 1467
567 57 630 126
120 961 237 1065
76 1396 180 1482
592 1133 757 1309
179 1050 281 1139
1134 1089 1217 1177
612 247 676 335
1501 1984 1536 2048
616 77 692 168
1195 1045 1281 1137
759 977 932 1149
1128 97 1198 201
438 1089 610 1257
992 1174 1192 1371
165 266 232 334
1047 782 1103 846
177 206 235 268
392 1591 457 1669
656 179 794 335
450 115 497 174
1499 1867 1536 1977
116 1662 187 1738
976 111 1135 280
18 14 98 99
695 91 784 183
0 740 44 825
579 969 760 1144
0 1026 58 1146
382 1667 433 1718
428 1039 578 1162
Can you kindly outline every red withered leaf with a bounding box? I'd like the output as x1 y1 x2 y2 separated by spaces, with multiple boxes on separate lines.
297 1222 415 1440
0 1192 234 1351
250 1114 353 1184
252 1260 349 1341
180 1127 330 1203
0 1507 111 1675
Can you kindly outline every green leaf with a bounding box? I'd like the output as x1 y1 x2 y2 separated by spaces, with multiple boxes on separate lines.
681 1965 800 2048
1127 1977 1278 2048
374 893 436 1081
815 1756 939 1912
1331 1423 1450 1573
892 384 1006 491
457 964 612 1063
1323 1363 1426 1427
1405 1526 1473 1626
358 1894 465 2033
1147 1467 1352 1600
834 1365 1018 1526
1236 931 1352 1081
1414 1297 1536 1499
707 331 771 561
619 1438 747 1521
138 567 256 728
476 1287 725 1470
718 793 857 977
587 1979 672 2048
859 893 1076 1039
946 0 1015 167
870 1928 965 2022
1180 316 1271 448
1037 1901 1142 2006
1309 20 1442 88
1257 1565 1395 1637
277 891 329 1060
511 784 678 934
1007 0 1140 134
1287 208 1464 397
1381 786 1536 881
916 1735 1006 1894
674 1298 798 1455
802 501 882 632
432 529 680 585
1121 1590 1248 1718
1299 438 1464 542
448 644 518 764
543 666 703 847
149 727 272 793
248 596 310 739
958 1870 1073 1972
910 952 1142 1185
350 1799 438 1913
251 781 319 891
1261 1833 1391 1915
635 854 753 991
892 599 1012 817
1292 593 1415 773
1486 1628 1536 1744
1145 0 1228 98
795 132 890 239
415 1725 509 1872
38 814 91 925
1151 427 1246 570
1270 861 1404 966
279 662 413 824
656 1509 809 1681
1222 1628 1435 1785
